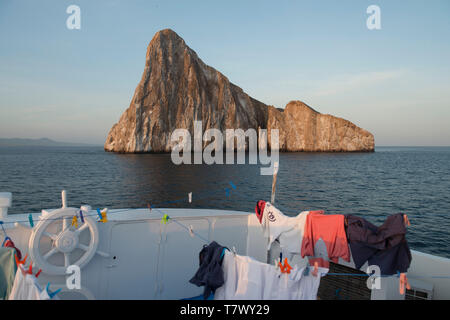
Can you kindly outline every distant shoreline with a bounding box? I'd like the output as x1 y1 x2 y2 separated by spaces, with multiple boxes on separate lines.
0 138 100 147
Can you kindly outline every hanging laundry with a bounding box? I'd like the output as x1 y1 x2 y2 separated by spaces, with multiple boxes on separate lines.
255 200 266 223
301 211 351 265
214 251 328 300
255 201 323 253
189 241 227 299
0 248 17 300
8 266 41 300
2 237 22 260
345 213 412 275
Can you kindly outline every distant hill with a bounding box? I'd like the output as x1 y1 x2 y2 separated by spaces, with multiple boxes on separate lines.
0 138 99 147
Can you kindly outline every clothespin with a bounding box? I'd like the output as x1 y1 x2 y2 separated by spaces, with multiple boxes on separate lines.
46 283 62 299
398 272 411 295
188 192 192 203
97 208 108 223
303 265 310 276
225 188 230 198
2 236 11 247
15 253 28 266
20 259 42 278
96 208 103 220
24 260 34 275
229 181 236 190
71 215 78 229
28 214 34 228
188 225 194 237
220 248 227 260
311 261 319 277
147 203 152 212
403 214 411 227
79 210 85 223
278 258 293 274
161 214 170 225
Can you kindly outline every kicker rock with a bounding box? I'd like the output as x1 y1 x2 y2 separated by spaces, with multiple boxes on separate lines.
267 101 374 152
104 29 267 153
104 29 374 153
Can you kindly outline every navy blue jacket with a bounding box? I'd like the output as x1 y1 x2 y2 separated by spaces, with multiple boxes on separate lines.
345 213 412 275
189 241 226 299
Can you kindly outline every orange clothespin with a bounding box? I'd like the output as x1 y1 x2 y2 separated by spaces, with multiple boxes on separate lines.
71 215 78 229
21 259 42 278
15 253 28 266
278 258 293 274
311 261 319 277
99 209 108 223
399 272 411 295
403 214 411 227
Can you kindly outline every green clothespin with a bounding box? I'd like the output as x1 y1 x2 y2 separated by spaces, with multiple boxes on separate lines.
161 214 170 224
28 214 34 228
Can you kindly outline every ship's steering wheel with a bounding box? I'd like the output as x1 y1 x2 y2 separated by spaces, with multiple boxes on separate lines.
28 207 106 275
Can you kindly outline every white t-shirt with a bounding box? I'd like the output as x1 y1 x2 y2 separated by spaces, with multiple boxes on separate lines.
261 202 309 253
8 267 41 300
214 251 328 300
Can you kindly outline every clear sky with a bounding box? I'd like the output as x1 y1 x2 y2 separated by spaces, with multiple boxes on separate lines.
0 0 449 146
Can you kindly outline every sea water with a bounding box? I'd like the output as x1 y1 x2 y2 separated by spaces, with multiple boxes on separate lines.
0 146 449 258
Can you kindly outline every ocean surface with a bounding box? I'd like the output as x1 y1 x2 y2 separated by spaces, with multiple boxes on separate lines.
0 146 449 259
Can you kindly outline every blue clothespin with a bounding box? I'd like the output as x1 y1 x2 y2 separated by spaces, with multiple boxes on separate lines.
229 181 236 190
303 266 310 276
79 210 85 223
28 214 34 228
225 188 230 198
2 236 12 247
397 271 401 278
96 208 103 220
46 283 61 299
220 248 227 260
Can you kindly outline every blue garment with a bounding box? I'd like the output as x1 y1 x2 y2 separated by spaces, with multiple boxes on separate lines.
345 213 412 275
189 241 226 299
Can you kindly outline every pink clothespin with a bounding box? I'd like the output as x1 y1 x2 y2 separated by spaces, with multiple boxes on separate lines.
311 261 319 277
399 272 411 295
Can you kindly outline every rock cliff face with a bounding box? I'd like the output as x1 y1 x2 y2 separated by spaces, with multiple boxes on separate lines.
104 29 374 153
267 101 374 152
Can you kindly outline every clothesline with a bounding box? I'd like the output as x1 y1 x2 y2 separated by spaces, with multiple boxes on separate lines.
0 181 239 227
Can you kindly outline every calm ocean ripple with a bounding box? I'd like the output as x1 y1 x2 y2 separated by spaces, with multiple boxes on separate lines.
0 146 449 259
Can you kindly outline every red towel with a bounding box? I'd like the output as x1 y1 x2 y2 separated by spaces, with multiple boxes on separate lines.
301 211 350 266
